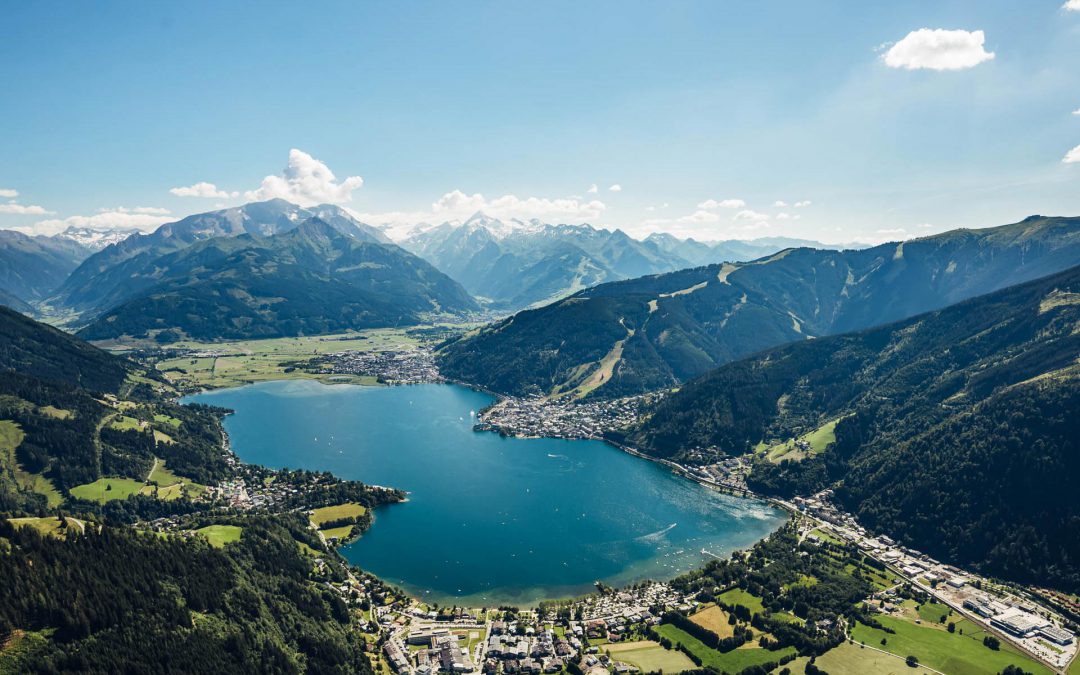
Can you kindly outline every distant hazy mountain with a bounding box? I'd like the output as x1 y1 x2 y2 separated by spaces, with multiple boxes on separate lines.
438 215 1080 398
0 229 93 307
55 199 392 314
401 214 846 310
77 217 477 341
618 263 1080 591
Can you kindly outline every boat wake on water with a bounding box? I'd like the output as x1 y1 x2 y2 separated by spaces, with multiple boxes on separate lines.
636 522 677 543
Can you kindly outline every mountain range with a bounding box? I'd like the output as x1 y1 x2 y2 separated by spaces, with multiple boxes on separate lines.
75 217 477 341
438 215 1080 398
400 213 847 310
615 263 1080 591
0 229 93 307
53 199 393 315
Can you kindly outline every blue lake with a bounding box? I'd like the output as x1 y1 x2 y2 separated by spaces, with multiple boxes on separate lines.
187 380 786 606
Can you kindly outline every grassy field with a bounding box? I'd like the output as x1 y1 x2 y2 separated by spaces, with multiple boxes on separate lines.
143 328 420 389
320 525 355 541
761 415 850 463
68 477 146 503
194 524 243 548
8 516 86 537
606 640 695 673
851 616 1052 675
915 600 953 625
38 405 72 419
153 413 182 428
310 502 367 526
690 605 736 638
717 588 767 614
0 420 64 507
108 415 143 431
654 624 795 673
778 641 920 675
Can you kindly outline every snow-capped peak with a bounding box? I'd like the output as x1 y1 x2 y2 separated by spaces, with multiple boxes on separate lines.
54 225 139 251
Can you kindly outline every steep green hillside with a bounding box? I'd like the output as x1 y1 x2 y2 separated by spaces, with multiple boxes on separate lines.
0 305 129 392
620 264 1080 590
439 215 1080 398
77 218 477 341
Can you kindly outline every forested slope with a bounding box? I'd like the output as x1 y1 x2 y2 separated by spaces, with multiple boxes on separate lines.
619 265 1080 591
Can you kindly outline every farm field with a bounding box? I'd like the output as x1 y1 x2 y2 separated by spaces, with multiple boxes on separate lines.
605 640 695 673
778 641 920 675
320 525 355 541
689 605 736 638
654 624 794 673
194 525 243 548
310 502 367 526
717 588 768 614
850 615 1052 675
136 328 421 389
8 516 87 537
68 477 146 503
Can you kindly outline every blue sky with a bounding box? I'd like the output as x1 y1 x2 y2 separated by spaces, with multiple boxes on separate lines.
1 0 1079 243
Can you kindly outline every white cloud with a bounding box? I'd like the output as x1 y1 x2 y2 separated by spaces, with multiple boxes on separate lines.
244 148 364 206
0 189 18 199
776 212 792 220
608 184 622 192
918 223 934 229
586 184 598 194
1072 108 1080 116
794 200 812 207
30 207 173 236
698 198 746 209
773 200 788 207
0 201 53 215
876 228 907 235
883 29 995 71
171 181 238 199
1065 0 1080 11
734 209 769 222
1064 144 1080 163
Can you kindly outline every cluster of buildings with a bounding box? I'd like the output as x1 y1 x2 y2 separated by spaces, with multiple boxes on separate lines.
312 348 443 385
474 394 660 440
482 625 569 674
963 595 1074 645
574 583 688 623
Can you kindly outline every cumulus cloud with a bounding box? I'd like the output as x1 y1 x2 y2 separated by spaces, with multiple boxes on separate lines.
608 184 622 192
586 184 598 194
1065 0 1080 10
1072 108 1080 116
171 181 238 199
734 209 769 222
30 207 173 236
883 29 995 71
0 189 18 199
776 212 792 220
1064 144 1080 163
773 200 788 207
794 200 812 207
0 201 53 215
698 198 746 209
244 148 364 206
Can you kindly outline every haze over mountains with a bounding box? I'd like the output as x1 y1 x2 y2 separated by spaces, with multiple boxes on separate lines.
438 215 1080 398
399 213 847 310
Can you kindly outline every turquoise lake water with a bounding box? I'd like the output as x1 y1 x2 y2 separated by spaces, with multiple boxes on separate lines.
187 380 786 606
